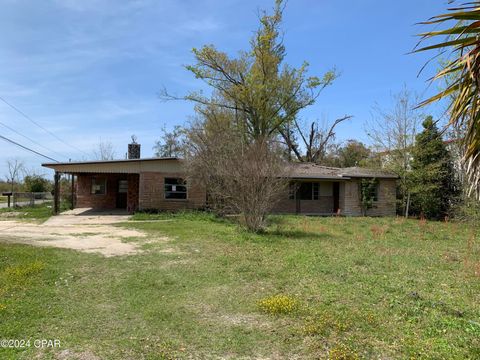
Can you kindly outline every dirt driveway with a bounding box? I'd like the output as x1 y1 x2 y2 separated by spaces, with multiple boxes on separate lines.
0 208 145 257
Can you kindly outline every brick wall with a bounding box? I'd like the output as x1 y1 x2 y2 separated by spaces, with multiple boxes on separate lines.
138 172 206 211
75 173 139 212
127 174 139 212
75 172 396 216
342 178 396 216
76 174 117 209
272 181 336 215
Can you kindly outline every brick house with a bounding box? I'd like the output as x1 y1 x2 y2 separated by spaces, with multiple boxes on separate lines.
42 144 397 216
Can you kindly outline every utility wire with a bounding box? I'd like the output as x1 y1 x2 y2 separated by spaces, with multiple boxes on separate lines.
0 96 89 156
0 121 67 160
0 133 58 162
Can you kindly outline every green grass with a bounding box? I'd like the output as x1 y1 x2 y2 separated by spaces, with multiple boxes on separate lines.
0 201 71 223
0 213 479 359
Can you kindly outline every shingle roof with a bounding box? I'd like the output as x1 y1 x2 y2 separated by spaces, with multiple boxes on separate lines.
288 163 397 179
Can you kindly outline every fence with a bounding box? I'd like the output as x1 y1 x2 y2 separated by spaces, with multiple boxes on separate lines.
11 192 53 208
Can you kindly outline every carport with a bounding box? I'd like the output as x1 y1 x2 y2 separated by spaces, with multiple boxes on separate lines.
43 160 142 214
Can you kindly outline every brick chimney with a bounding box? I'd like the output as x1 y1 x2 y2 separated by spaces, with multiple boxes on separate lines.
128 135 141 159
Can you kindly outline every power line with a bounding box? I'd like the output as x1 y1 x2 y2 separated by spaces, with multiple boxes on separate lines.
0 133 58 162
0 121 67 160
0 96 89 156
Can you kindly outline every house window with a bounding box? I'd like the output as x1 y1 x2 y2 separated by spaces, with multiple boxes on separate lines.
164 178 187 199
91 177 106 195
373 183 379 201
361 180 379 202
313 183 319 200
118 180 128 194
289 183 296 200
298 182 320 200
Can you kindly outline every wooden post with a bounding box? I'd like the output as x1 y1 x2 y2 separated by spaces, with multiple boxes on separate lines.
54 172 60 215
70 174 75 210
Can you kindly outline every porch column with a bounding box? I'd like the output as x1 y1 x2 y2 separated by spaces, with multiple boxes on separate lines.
70 174 75 210
54 171 60 215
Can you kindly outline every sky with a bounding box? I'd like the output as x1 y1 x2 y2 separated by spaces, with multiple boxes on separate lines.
0 0 452 178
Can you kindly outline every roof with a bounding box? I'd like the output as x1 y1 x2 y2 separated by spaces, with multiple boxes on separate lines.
289 163 398 180
42 157 182 174
42 158 398 179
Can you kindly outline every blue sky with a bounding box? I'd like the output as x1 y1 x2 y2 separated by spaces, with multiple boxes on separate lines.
0 0 450 177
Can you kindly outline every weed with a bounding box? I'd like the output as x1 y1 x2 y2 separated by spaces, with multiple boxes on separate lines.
3 261 45 280
303 313 352 336
257 294 298 315
329 344 359 360
370 224 388 238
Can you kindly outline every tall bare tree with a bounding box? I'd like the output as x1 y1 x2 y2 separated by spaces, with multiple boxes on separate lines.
186 111 289 232
93 141 116 161
5 159 25 192
281 115 352 162
366 87 424 216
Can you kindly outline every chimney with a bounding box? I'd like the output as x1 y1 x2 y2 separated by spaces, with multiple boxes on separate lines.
128 135 141 159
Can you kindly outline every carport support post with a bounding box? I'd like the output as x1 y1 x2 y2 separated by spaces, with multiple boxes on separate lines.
70 174 75 210
54 171 60 215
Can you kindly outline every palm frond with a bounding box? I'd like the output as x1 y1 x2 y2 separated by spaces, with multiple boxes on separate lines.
416 1 480 199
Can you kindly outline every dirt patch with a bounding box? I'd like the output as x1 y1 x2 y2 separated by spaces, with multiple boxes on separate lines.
0 209 149 257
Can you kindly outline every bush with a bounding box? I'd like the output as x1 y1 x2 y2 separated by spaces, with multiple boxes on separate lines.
451 197 480 223
257 294 298 315
24 175 52 193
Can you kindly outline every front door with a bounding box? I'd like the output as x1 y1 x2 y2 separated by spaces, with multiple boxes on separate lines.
333 182 340 213
116 180 128 209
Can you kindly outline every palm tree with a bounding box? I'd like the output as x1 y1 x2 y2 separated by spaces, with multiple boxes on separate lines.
415 2 480 199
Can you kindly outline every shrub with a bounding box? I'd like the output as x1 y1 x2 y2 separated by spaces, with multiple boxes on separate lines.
451 197 480 223
257 294 298 315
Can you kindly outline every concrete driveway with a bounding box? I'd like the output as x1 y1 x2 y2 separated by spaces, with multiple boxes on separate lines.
0 208 145 256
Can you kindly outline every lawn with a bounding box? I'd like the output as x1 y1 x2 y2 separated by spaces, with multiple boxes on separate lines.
0 212 479 359
0 202 61 223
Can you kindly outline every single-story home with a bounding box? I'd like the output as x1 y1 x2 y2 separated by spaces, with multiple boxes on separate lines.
42 143 397 216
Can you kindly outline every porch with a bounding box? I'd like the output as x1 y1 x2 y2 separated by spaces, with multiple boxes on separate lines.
272 180 344 215
53 172 139 214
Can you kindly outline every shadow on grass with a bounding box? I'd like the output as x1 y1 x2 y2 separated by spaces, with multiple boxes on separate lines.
265 228 333 240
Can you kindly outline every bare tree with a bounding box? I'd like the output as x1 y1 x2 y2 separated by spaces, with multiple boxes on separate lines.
280 116 352 162
366 87 424 216
93 141 116 160
186 114 289 232
5 159 25 192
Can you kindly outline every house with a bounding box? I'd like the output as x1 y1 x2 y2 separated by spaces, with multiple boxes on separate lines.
42 142 397 216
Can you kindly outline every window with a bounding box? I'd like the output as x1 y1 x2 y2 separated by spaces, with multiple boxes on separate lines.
313 183 319 200
289 183 296 200
297 182 320 200
91 177 106 195
118 180 128 194
164 178 187 199
372 183 379 201
361 180 379 202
